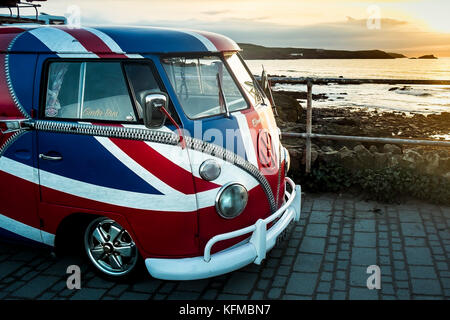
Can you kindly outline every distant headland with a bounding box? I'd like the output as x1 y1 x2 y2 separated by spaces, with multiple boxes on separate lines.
238 43 435 60
409 55 438 59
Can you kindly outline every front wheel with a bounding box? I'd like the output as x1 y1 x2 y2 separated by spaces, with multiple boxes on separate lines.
84 217 140 279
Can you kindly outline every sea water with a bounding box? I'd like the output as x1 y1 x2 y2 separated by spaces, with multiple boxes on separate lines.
246 58 450 115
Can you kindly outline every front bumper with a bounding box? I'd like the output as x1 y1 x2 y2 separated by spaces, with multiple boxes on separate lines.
145 177 302 280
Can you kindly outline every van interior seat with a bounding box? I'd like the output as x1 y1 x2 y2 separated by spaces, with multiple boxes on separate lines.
58 95 135 121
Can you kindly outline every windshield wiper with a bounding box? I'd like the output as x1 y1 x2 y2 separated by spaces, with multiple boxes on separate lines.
252 78 266 106
216 72 230 117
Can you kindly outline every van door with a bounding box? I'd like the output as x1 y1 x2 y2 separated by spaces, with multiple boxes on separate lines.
0 53 43 245
36 58 200 256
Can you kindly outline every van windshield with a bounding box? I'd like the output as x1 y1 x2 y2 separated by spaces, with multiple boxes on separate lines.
161 54 258 119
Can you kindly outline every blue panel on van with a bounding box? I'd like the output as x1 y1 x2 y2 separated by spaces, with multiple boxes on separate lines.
7 53 38 116
1 131 34 167
9 31 52 53
95 27 210 53
0 226 46 247
182 115 249 160
36 132 164 195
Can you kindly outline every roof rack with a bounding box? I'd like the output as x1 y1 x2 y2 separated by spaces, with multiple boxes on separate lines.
0 0 48 25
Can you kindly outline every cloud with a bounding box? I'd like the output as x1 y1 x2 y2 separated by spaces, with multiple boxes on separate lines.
345 16 408 27
79 14 450 56
201 9 231 15
39 0 450 56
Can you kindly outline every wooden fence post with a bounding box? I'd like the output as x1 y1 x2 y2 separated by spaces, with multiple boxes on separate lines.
306 79 313 173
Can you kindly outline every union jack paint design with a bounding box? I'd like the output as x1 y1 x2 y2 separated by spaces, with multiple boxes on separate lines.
0 25 286 260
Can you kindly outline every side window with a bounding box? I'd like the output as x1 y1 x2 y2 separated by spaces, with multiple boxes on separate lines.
225 53 265 107
45 62 79 118
161 56 248 119
123 63 161 119
45 61 137 122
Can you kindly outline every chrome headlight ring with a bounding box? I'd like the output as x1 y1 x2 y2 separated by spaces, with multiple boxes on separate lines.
215 182 249 219
199 159 221 181
283 146 291 174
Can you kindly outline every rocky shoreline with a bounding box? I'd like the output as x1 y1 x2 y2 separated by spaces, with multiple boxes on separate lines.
278 104 450 141
272 90 450 181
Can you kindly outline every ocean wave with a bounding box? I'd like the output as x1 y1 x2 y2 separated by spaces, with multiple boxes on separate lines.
273 82 450 113
396 91 432 97
389 86 432 97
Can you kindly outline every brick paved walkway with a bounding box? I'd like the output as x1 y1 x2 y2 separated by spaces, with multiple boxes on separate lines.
0 192 449 300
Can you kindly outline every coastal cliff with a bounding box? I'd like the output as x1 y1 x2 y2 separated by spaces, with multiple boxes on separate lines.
239 43 407 59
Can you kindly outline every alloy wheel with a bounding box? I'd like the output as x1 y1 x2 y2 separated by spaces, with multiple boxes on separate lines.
84 217 138 277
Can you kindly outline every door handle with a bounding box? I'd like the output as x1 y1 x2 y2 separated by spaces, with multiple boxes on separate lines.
39 153 63 161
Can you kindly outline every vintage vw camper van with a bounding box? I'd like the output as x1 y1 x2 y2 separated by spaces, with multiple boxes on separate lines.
0 25 301 280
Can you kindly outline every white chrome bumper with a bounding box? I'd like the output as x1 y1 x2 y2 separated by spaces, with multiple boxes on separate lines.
145 178 302 280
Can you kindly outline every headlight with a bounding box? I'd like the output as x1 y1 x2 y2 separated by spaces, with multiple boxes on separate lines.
215 183 248 219
283 147 291 174
199 159 221 181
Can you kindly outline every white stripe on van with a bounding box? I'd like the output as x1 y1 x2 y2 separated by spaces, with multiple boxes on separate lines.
185 147 259 189
235 112 259 167
28 27 93 54
120 126 260 190
95 136 186 196
83 27 143 59
98 133 259 209
0 156 192 212
144 141 192 172
0 156 39 184
0 212 55 246
178 29 217 52
39 168 199 212
0 152 258 216
124 54 144 59
0 156 219 212
56 53 98 59
0 157 54 245
83 27 125 53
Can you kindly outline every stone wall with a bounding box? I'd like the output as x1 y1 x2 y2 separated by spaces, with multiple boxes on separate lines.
286 143 450 179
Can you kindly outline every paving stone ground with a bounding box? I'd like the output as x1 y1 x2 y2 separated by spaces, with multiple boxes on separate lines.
0 192 449 300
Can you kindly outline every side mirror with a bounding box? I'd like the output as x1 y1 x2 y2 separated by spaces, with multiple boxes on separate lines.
143 92 168 129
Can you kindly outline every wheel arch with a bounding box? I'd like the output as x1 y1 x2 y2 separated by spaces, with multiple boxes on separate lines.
54 212 99 256
53 211 142 257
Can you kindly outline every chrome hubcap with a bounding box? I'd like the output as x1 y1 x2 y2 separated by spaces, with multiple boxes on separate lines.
84 218 138 276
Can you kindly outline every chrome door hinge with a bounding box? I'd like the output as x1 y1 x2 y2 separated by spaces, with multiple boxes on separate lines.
0 119 32 134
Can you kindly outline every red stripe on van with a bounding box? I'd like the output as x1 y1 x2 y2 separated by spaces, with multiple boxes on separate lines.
0 170 41 230
110 138 221 194
0 28 25 118
59 27 127 58
0 27 24 51
195 30 240 52
0 54 23 118
197 184 270 254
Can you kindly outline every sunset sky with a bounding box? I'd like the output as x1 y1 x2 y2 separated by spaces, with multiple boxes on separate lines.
15 0 450 57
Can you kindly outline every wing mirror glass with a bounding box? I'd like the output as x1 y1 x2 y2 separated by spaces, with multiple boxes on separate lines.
143 92 168 129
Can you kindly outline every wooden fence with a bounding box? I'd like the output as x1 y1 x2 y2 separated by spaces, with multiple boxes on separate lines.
269 77 450 173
